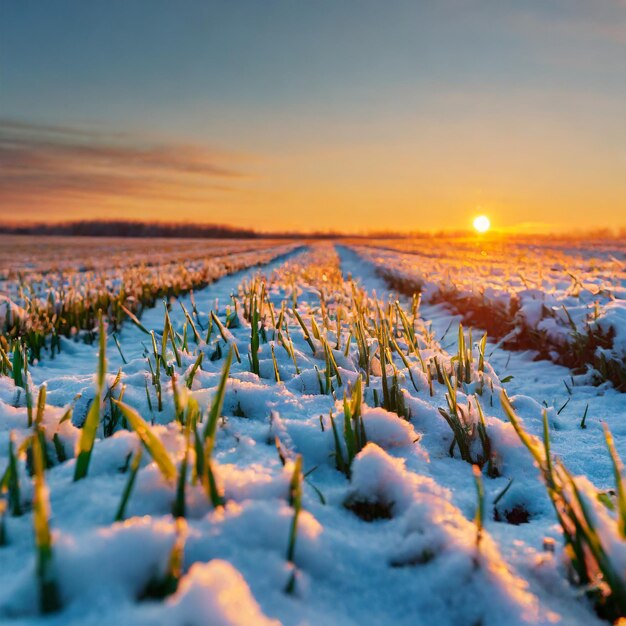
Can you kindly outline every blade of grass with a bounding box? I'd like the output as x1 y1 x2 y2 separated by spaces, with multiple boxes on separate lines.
74 311 106 481
112 400 176 482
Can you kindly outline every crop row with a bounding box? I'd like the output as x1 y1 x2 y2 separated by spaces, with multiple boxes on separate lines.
350 241 626 390
0 242 298 365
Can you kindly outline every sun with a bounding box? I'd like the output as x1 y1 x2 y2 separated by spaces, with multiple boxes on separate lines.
473 215 491 234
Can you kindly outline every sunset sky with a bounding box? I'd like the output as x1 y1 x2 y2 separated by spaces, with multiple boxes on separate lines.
1 0 625 233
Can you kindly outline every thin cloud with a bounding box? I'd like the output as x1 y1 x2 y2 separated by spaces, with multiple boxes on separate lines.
0 119 246 212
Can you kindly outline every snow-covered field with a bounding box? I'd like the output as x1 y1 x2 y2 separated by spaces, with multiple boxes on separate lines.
353 238 626 390
0 235 283 278
1 237 625 625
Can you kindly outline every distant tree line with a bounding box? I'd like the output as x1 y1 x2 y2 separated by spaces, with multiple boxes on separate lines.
0 219 414 239
0 220 623 240
0 220 261 239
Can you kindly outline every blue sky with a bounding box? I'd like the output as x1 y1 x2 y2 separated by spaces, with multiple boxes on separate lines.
1 0 624 231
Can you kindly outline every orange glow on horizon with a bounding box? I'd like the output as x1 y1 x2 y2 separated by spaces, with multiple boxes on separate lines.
1 117 624 235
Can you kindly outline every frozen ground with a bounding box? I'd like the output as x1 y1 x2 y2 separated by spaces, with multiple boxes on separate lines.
1 241 625 625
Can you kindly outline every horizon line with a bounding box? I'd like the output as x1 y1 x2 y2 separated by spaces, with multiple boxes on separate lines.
0 218 625 240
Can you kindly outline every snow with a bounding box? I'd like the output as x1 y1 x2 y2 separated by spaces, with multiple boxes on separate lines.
166 560 280 626
348 444 555 625
1 239 624 625
595 299 626 356
355 406 419 449
347 443 437 515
